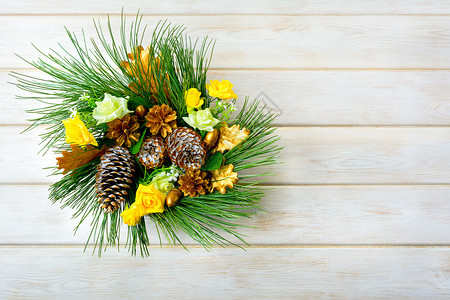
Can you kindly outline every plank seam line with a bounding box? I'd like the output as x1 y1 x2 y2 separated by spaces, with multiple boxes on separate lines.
1 244 450 248
3 13 450 17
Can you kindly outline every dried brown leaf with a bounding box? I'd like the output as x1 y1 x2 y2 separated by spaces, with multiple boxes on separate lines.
56 145 105 175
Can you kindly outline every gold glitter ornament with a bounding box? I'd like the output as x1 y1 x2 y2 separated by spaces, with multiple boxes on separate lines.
204 128 219 149
135 105 148 120
215 124 250 153
166 188 183 207
209 164 238 194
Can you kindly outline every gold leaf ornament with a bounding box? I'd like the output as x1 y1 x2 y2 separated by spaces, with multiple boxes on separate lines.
121 45 168 95
215 124 250 153
209 164 238 194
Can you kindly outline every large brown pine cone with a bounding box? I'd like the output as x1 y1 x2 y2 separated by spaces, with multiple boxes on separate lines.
165 127 206 171
95 146 135 213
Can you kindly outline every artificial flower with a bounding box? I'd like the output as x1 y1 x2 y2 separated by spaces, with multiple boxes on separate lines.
134 184 166 214
62 114 98 147
92 93 132 125
120 205 142 226
183 108 220 132
206 79 237 100
185 87 204 109
151 172 176 194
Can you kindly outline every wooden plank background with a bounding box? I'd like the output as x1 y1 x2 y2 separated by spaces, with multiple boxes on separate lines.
1 1 450 298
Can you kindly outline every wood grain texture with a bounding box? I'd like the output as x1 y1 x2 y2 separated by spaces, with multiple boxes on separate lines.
4 126 450 185
1 246 450 298
3 15 450 70
2 2 450 298
4 0 450 15
2 185 450 245
6 70 450 126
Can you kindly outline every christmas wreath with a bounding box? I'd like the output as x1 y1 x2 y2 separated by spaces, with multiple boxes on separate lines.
12 14 281 256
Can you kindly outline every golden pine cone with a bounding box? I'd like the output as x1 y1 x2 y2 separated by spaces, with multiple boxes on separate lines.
96 146 135 213
166 127 206 171
136 136 166 169
144 104 177 138
106 114 140 148
178 169 210 197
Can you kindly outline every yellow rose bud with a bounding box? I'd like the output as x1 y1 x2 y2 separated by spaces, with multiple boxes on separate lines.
134 184 166 215
121 206 142 226
185 88 204 109
62 114 98 147
206 79 237 100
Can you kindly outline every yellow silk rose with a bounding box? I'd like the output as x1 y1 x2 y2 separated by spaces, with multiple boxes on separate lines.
206 79 237 100
121 205 142 226
62 114 98 147
185 88 204 109
134 184 166 214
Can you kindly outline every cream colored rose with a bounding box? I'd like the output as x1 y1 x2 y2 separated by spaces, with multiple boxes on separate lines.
182 108 220 132
92 93 132 124
151 172 175 194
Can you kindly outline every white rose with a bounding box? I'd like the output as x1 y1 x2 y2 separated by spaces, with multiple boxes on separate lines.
151 172 175 194
92 93 132 124
182 108 220 132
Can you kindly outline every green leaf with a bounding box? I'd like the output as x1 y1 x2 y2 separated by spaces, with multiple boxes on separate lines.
131 128 147 155
201 152 223 171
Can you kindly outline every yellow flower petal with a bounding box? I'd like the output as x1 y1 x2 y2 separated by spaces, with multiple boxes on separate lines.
206 79 238 100
62 114 98 147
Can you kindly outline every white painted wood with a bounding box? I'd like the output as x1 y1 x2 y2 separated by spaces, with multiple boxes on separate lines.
4 0 450 15
3 15 450 69
2 3 450 298
6 70 450 126
1 246 450 298
2 185 450 245
4 126 450 185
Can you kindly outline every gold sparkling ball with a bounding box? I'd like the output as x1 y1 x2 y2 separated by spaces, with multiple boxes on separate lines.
166 188 183 208
204 128 219 148
135 105 148 120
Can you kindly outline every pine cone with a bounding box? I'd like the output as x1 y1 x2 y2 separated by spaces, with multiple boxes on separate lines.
106 114 140 148
96 146 135 213
178 169 210 197
136 136 166 169
144 104 177 138
166 127 206 171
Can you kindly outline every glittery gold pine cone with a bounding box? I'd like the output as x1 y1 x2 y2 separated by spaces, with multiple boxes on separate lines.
178 169 210 197
106 114 140 148
144 104 177 138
